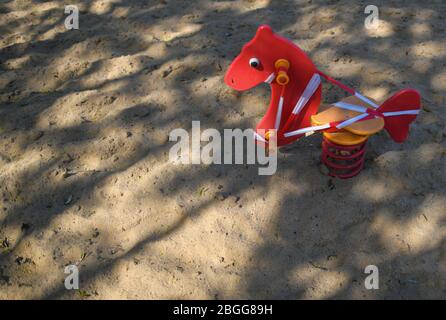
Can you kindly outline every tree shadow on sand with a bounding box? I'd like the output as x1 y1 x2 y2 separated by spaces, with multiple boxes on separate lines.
0 0 445 299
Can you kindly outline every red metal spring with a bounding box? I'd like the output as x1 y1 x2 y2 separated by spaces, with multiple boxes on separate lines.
321 136 367 179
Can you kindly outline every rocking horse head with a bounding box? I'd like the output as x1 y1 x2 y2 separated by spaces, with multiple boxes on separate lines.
224 25 280 91
224 25 322 146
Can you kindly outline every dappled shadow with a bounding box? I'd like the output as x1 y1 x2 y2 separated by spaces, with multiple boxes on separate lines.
0 0 445 299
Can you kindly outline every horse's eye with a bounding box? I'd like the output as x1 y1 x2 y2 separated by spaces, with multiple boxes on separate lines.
249 58 260 68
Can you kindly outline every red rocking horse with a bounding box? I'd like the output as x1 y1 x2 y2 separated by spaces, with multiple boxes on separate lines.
225 25 421 178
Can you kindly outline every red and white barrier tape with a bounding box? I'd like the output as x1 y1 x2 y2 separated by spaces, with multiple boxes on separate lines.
284 108 420 138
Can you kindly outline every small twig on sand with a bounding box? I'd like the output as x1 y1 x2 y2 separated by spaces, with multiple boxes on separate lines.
63 169 103 178
309 261 328 271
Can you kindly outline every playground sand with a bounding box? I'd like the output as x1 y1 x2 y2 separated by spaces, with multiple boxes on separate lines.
0 0 445 299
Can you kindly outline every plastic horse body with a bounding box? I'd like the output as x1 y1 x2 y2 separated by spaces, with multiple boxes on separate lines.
225 25 421 151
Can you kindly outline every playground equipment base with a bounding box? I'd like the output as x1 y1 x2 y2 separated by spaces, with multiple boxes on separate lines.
321 135 367 179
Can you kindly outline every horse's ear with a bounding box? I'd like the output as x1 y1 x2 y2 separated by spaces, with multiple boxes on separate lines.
256 25 274 38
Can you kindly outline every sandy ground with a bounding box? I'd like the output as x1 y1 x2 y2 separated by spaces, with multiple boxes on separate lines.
0 0 445 299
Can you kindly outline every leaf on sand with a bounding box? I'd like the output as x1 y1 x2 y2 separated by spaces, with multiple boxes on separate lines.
80 252 89 262
77 290 91 298
198 187 208 196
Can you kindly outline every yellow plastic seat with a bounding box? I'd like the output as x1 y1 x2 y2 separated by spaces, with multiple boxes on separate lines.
311 95 384 145
311 95 384 136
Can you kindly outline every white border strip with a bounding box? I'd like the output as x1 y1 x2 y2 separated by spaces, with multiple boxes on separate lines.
275 96 284 130
264 73 276 84
333 101 368 113
253 132 267 143
383 110 420 116
354 92 379 109
336 113 369 129
292 73 321 114
284 123 331 137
